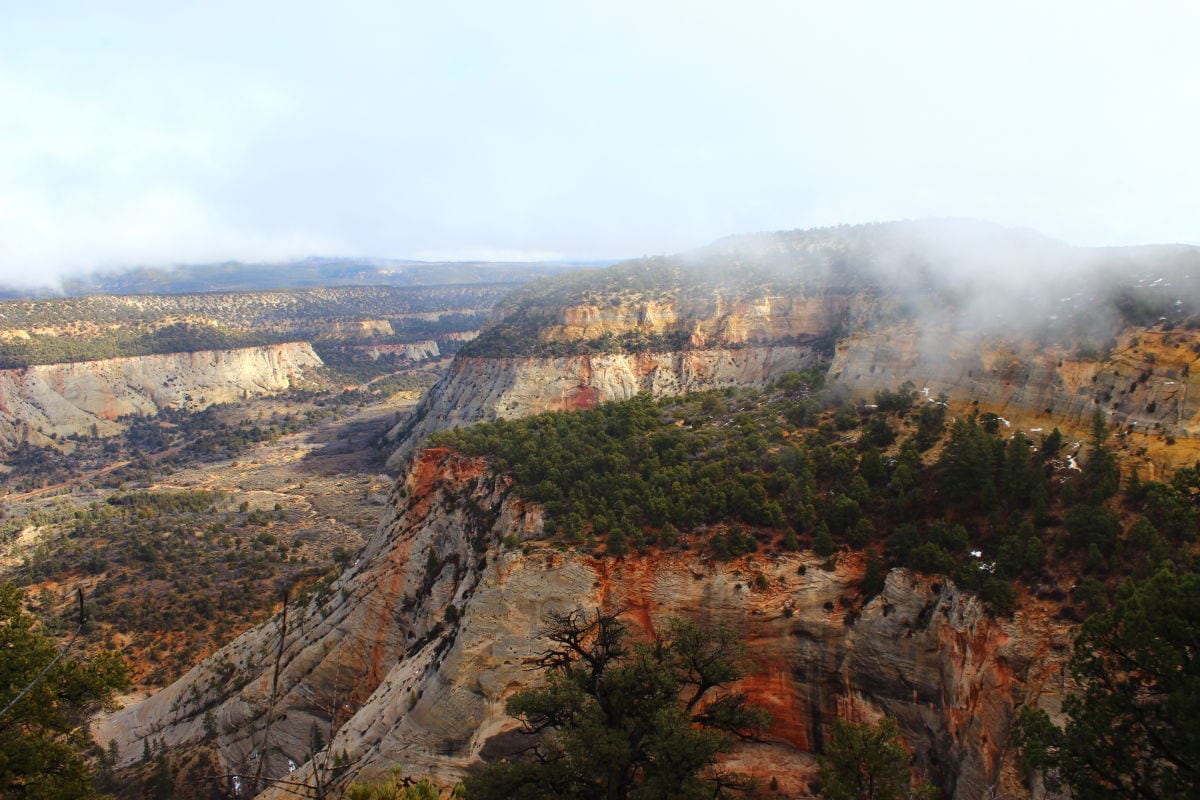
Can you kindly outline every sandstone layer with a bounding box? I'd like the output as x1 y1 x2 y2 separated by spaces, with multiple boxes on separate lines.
0 342 322 448
100 449 1071 799
833 324 1200 466
536 291 865 348
354 340 440 363
386 346 823 467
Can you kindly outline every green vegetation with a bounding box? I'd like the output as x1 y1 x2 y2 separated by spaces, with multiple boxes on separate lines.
432 373 830 554
0 284 504 334
0 284 500 367
461 608 767 800
345 768 440 800
8 490 337 688
434 375 1199 616
0 583 129 798
1013 566 1200 798
461 325 696 359
817 718 938 800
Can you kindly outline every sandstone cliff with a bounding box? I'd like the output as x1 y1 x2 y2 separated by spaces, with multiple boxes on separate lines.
385 223 1200 469
99 449 1071 799
355 340 440 363
0 342 322 448
388 320 1200 472
833 323 1200 466
386 345 822 467
533 290 865 348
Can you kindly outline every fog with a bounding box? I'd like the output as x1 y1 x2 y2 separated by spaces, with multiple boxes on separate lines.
3 2 1200 285
671 218 1200 353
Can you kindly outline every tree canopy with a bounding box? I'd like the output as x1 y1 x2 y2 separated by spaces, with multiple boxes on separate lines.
0 582 129 799
461 609 768 800
817 717 938 800
1013 566 1200 798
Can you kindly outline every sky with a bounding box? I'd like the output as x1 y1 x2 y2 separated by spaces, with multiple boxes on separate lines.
2 1 1199 286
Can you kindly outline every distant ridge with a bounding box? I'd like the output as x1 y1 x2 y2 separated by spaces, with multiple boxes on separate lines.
0 257 613 299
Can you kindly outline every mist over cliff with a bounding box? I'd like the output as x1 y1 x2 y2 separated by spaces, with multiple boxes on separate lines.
473 220 1199 356
390 220 1200 467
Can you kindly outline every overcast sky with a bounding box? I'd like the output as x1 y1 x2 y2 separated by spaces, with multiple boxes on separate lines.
2 2 1198 285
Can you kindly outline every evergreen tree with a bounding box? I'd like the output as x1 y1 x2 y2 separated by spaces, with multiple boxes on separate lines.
0 583 129 799
1081 411 1119 503
938 417 998 507
817 718 938 800
462 609 768 800
814 522 837 557
1001 431 1037 508
1014 567 1200 798
859 446 887 488
913 398 947 451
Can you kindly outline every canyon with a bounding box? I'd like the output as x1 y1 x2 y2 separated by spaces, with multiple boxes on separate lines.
11 221 1199 798
99 448 1072 800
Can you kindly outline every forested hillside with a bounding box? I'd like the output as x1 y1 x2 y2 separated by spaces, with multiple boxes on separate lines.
434 374 1199 616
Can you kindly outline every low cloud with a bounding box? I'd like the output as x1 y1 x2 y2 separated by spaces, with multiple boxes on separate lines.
0 75 328 288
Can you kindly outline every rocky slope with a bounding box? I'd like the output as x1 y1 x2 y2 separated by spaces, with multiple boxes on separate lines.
99 448 1071 799
0 342 322 448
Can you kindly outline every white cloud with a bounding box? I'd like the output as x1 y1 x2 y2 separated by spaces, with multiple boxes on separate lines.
3 1 1199 285
0 74 331 285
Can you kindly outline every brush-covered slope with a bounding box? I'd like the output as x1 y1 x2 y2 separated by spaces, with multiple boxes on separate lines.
387 220 1200 466
99 452 1064 800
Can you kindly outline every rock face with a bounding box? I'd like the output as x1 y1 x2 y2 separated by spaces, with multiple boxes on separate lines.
833 324 1200 444
99 449 1071 799
388 320 1200 471
386 346 824 467
316 319 396 339
534 291 862 348
0 342 322 448
354 340 440 363
382 221 1200 468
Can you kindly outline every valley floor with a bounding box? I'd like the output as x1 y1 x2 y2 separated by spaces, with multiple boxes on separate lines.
0 375 427 692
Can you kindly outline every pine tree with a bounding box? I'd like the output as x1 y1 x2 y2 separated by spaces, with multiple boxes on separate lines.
0 583 129 798
814 522 837 557
1014 567 1200 797
817 718 938 800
